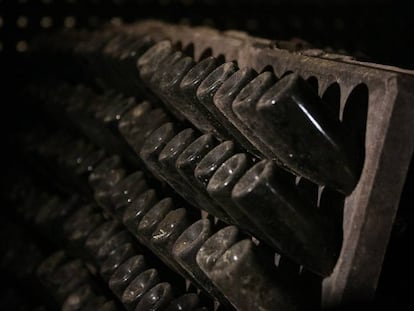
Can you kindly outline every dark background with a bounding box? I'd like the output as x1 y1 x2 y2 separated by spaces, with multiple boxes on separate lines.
0 0 413 308
2 0 414 69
